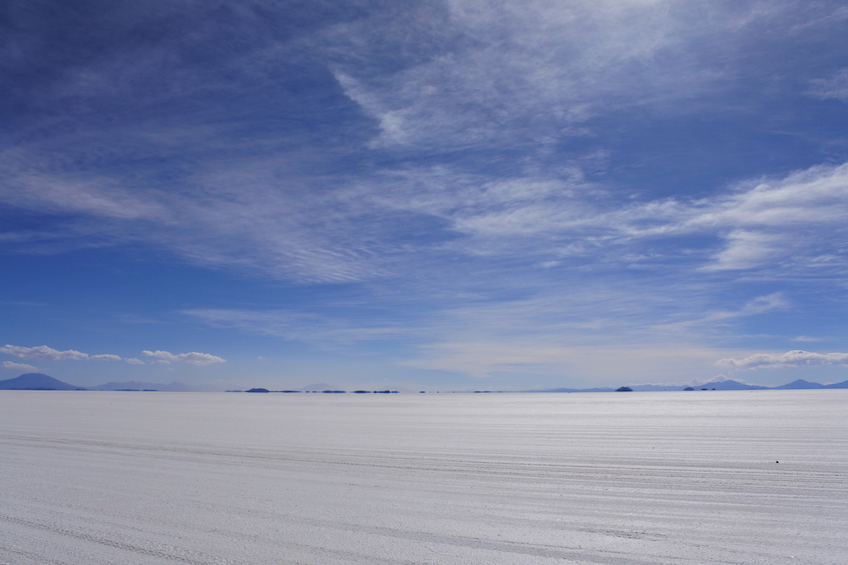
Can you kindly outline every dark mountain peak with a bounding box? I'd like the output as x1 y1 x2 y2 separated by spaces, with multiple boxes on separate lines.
0 373 82 390
774 379 825 389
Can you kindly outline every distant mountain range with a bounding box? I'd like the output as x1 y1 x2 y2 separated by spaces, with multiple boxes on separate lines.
1 373 847 392
534 378 848 393
0 373 194 391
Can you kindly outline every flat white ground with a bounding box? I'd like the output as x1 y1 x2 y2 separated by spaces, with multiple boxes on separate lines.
1 390 846 564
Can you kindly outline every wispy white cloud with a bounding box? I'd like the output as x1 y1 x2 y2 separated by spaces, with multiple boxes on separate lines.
89 354 123 361
141 350 225 366
1 344 91 361
1 345 126 362
0 155 392 283
3 361 38 372
701 293 789 323
1 2 845 287
332 0 759 152
2 167 170 221
182 308 409 344
646 292 789 338
718 350 848 371
354 160 848 279
0 344 226 368
806 68 848 102
682 165 848 272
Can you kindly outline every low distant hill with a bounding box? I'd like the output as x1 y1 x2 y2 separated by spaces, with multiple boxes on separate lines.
824 379 848 388
692 379 769 390
533 378 848 392
0 373 82 390
773 379 825 389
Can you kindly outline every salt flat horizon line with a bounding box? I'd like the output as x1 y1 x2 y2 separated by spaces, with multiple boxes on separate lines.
2 372 847 393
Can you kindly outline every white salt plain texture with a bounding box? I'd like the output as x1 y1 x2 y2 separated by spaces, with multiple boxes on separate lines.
1 390 846 564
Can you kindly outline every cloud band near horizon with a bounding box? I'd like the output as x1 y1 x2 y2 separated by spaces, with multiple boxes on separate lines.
717 350 848 371
1 345 225 366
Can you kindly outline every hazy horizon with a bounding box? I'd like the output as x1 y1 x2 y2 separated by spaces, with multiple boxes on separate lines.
3 370 848 393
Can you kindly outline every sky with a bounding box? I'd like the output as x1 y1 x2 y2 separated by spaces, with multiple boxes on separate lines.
2 0 848 391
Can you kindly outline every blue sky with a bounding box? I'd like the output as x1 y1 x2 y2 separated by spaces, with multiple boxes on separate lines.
2 0 848 390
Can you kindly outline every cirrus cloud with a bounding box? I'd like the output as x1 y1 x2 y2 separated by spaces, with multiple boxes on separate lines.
807 68 848 102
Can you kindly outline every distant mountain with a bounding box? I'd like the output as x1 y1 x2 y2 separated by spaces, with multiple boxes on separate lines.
535 378 848 392
89 381 192 391
0 373 82 390
773 379 826 389
824 380 848 389
0 374 195 391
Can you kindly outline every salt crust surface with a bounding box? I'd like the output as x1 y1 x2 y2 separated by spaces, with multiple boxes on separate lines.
1 390 846 564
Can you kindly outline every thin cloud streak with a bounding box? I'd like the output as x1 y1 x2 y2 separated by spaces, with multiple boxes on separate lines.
807 68 848 102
